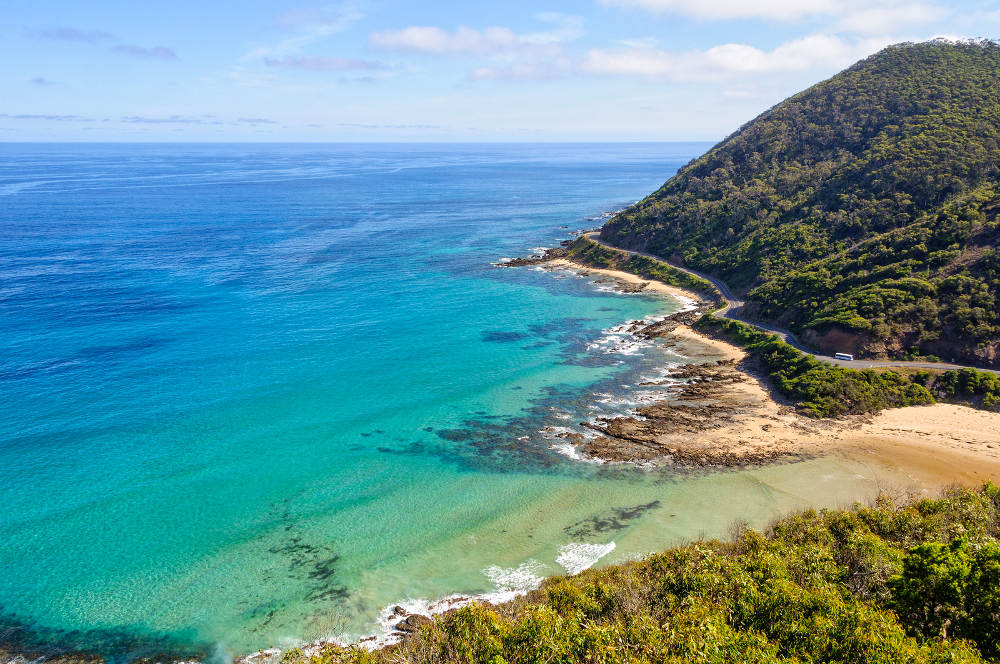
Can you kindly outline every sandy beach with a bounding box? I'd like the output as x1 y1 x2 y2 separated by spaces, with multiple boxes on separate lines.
546 258 1000 484
544 258 703 301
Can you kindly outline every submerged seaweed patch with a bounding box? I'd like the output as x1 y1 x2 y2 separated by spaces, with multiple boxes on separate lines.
0 608 207 664
563 501 661 540
482 330 532 343
262 503 350 617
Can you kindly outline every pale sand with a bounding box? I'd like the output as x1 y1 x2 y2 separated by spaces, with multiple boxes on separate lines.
553 256 1000 485
671 323 745 362
832 405 1000 486
673 316 1000 484
544 258 704 302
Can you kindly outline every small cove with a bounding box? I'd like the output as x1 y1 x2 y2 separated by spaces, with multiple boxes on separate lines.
0 143 942 660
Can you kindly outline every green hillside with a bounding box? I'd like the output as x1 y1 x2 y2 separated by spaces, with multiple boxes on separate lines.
600 40 1000 367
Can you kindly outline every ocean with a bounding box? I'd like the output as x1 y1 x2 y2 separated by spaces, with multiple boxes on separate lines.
0 143 896 660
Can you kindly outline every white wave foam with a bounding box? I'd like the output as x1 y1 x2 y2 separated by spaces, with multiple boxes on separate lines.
672 294 699 312
349 560 549 652
549 440 587 461
556 542 617 575
585 332 653 356
0 180 48 196
353 594 476 651
269 546 612 658
483 560 547 596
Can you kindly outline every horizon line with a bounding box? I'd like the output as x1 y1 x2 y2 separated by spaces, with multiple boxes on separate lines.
0 139 721 145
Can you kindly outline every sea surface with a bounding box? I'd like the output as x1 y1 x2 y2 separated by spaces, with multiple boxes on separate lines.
0 143 902 661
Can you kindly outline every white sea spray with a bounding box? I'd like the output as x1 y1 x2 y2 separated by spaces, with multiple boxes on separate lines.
556 542 617 575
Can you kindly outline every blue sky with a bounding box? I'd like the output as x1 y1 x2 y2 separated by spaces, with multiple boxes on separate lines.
3 0 999 141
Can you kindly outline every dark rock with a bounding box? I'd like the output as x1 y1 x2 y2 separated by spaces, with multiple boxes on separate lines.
394 615 432 633
498 246 569 267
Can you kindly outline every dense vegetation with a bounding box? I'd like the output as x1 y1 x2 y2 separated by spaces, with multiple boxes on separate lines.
697 316 1000 416
600 41 1000 367
918 366 1000 410
283 485 1000 663
694 316 935 417
567 234 999 417
565 236 720 303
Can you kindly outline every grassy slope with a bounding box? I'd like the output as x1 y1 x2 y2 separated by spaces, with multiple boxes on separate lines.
600 41 1000 367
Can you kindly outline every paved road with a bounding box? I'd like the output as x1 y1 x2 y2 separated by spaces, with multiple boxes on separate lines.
584 232 998 375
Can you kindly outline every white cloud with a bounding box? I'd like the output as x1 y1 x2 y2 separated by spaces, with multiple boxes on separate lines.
583 34 892 79
369 26 522 54
369 14 582 55
598 0 949 28
598 0 843 21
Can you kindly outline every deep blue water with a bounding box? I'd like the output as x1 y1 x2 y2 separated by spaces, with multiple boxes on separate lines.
0 143 888 660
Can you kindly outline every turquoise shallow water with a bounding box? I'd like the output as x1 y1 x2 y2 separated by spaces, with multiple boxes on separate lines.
0 144 903 660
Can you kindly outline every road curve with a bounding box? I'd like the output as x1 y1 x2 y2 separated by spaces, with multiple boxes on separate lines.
583 232 998 375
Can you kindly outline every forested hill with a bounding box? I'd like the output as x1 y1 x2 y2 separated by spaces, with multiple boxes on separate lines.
600 40 1000 367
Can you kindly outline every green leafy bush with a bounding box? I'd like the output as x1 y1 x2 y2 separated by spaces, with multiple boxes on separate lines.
286 486 1000 664
694 316 935 417
931 368 1000 410
890 538 1000 658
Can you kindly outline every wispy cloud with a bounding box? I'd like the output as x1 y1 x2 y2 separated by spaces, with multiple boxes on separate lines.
30 26 178 60
0 113 281 126
274 6 359 29
120 115 278 125
29 77 55 85
264 56 385 70
0 113 92 121
337 122 442 129
242 2 365 61
32 27 115 43
121 115 213 124
112 44 177 59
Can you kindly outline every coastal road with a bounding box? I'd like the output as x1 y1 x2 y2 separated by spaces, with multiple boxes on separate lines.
583 232 998 375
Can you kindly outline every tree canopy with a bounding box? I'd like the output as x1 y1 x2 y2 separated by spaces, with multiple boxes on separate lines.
601 40 1000 367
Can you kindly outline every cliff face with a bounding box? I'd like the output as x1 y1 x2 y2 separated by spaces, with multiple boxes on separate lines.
601 40 1000 367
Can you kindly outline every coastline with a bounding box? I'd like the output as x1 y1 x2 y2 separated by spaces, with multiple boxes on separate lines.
14 247 1000 664
239 250 1000 663
539 255 1000 482
544 258 704 302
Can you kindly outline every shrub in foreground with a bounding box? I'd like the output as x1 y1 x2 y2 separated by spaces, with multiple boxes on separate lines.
287 485 1000 664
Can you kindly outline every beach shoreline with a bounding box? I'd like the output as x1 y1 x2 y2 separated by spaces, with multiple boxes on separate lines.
536 255 1000 483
